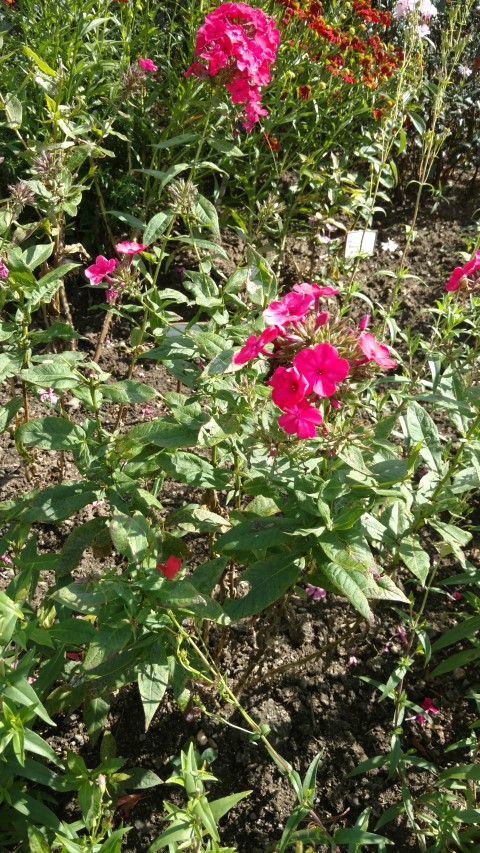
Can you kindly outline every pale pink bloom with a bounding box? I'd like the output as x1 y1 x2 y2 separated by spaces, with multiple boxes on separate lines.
278 400 323 439
85 256 118 285
157 555 182 580
39 388 59 405
293 343 350 397
263 292 313 327
347 655 360 666
381 239 399 253
446 251 480 291
358 314 370 331
269 365 309 410
305 584 327 600
105 289 118 304
293 282 339 297
115 240 148 255
358 333 396 369
0 262 9 279
394 627 408 644
0 554 13 565
141 405 154 418
232 326 279 365
417 23 430 36
97 774 107 792
138 58 158 72
419 0 437 19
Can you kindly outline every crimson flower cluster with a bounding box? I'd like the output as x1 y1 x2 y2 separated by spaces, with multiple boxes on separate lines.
233 284 396 440
84 241 148 303
446 251 480 294
185 2 279 131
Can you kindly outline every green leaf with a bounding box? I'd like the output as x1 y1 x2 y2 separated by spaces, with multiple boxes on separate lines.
192 195 220 239
160 451 229 489
57 517 107 577
215 517 300 555
121 766 163 789
23 243 54 270
84 697 110 746
431 615 480 653
17 417 86 451
99 380 158 404
138 640 169 731
0 482 99 523
24 46 57 76
117 419 201 456
143 211 175 245
334 828 392 846
223 553 302 621
318 562 372 622
110 512 150 562
437 763 480 782
209 790 252 821
151 133 199 149
0 397 23 433
398 536 430 585
431 646 480 678
97 829 131 853
159 579 229 624
402 402 444 473
5 94 22 128
82 622 134 672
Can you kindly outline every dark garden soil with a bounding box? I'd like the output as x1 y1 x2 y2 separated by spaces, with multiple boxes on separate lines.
1 178 479 851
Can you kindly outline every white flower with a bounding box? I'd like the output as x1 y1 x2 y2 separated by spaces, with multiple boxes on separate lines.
381 239 399 253
38 388 59 405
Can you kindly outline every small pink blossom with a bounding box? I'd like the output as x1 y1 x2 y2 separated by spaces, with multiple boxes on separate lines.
358 314 370 331
450 591 462 601
115 240 148 255
415 714 427 725
157 555 182 580
263 292 313 327
141 405 155 418
306 584 327 600
278 400 323 439
0 554 13 565
347 655 360 666
269 365 309 410
293 343 350 397
39 388 59 405
138 58 158 72
293 282 339 298
0 262 9 279
358 333 396 370
393 627 408 645
85 256 118 285
105 289 118 304
315 311 329 328
232 327 279 365
446 251 480 292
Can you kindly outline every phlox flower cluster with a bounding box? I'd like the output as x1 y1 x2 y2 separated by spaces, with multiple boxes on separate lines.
233 284 396 440
185 2 280 131
446 250 480 294
84 241 148 302
393 0 437 36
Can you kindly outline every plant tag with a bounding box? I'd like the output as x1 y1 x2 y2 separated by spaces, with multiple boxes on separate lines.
345 229 377 258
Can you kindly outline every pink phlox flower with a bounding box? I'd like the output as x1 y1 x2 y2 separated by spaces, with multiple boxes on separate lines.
393 627 408 644
157 555 182 580
347 655 360 666
263 292 314 327
232 326 279 365
0 554 13 565
278 399 323 439
358 333 396 369
105 289 118 304
450 590 462 601
421 697 439 714
417 23 430 36
315 311 329 329
0 262 9 280
116 240 148 255
138 58 158 72
39 388 59 405
293 282 339 297
293 343 350 397
419 0 437 19
415 714 427 725
446 251 480 292
85 256 118 285
269 365 309 410
330 398 341 410
141 405 155 419
305 584 327 600
358 314 370 331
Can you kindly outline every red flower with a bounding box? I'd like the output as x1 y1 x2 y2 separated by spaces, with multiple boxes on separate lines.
299 85 312 100
157 555 182 580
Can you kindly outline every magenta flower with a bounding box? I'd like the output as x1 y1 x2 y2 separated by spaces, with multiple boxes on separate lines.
138 58 158 72
293 343 350 397
305 584 327 600
446 251 480 292
293 282 339 297
421 697 439 715
278 399 323 439
358 333 396 369
85 256 118 285
0 554 13 566
157 555 182 580
450 591 462 601
232 326 279 365
115 240 148 255
358 314 370 331
0 262 9 280
315 311 329 328
105 289 118 304
263 292 314 327
269 365 309 410
415 714 427 725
